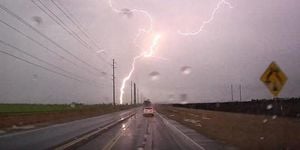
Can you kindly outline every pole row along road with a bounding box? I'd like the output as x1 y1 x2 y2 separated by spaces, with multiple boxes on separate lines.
0 107 234 150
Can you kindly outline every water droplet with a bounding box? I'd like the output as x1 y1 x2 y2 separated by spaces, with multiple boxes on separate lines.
120 8 133 18
96 50 105 54
149 71 160 80
266 104 273 110
32 16 42 25
32 74 38 81
262 119 268 123
181 66 192 75
12 125 17 129
180 101 187 104
260 136 264 140
137 147 144 150
168 94 175 101
272 115 277 119
0 130 6 134
179 94 188 104
122 124 126 131
70 104 75 108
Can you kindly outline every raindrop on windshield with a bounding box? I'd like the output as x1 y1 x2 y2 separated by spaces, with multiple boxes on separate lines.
181 66 192 75
262 119 268 123
179 93 188 104
168 94 175 101
120 8 133 18
96 50 105 54
149 71 160 80
32 16 43 25
32 74 38 81
70 103 76 108
266 104 273 110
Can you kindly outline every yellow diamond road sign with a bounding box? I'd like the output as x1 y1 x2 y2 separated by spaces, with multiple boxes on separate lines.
260 61 287 97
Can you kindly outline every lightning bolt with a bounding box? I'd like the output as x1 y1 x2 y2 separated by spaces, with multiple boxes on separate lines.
108 0 160 104
178 0 233 36
119 34 161 104
108 0 233 104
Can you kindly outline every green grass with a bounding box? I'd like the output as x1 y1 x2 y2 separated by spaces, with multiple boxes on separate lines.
0 103 130 114
0 104 77 113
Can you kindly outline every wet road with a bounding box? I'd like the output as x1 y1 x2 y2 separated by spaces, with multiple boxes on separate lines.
78 109 232 150
0 108 136 150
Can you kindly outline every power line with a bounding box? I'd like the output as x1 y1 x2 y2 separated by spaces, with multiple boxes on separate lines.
32 0 112 71
0 49 80 81
0 18 103 79
34 0 91 49
35 0 111 68
0 18 67 63
0 49 107 88
0 4 109 77
50 0 111 66
0 39 103 87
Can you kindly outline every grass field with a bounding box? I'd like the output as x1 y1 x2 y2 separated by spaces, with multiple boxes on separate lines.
0 103 122 114
0 104 76 114
157 105 300 150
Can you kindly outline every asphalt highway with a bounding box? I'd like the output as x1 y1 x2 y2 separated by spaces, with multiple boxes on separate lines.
77 108 233 150
0 107 234 150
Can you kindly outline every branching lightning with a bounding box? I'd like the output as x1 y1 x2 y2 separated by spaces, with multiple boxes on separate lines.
178 0 233 36
119 34 161 104
108 0 232 104
108 0 160 104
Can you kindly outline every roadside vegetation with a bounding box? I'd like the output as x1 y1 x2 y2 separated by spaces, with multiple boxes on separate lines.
0 103 137 131
157 105 300 150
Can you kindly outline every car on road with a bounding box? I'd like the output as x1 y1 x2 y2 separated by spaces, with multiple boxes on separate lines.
143 107 154 117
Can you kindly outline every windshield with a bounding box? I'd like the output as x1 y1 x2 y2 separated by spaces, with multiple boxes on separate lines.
0 0 299 150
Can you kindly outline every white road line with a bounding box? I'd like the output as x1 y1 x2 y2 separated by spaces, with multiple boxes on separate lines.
156 113 206 150
55 113 135 150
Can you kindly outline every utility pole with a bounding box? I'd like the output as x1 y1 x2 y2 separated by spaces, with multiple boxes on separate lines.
231 84 234 102
134 83 136 105
112 59 116 106
239 84 242 101
137 88 139 104
130 81 133 105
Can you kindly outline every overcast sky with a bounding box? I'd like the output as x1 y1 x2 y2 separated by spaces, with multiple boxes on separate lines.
0 0 300 104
